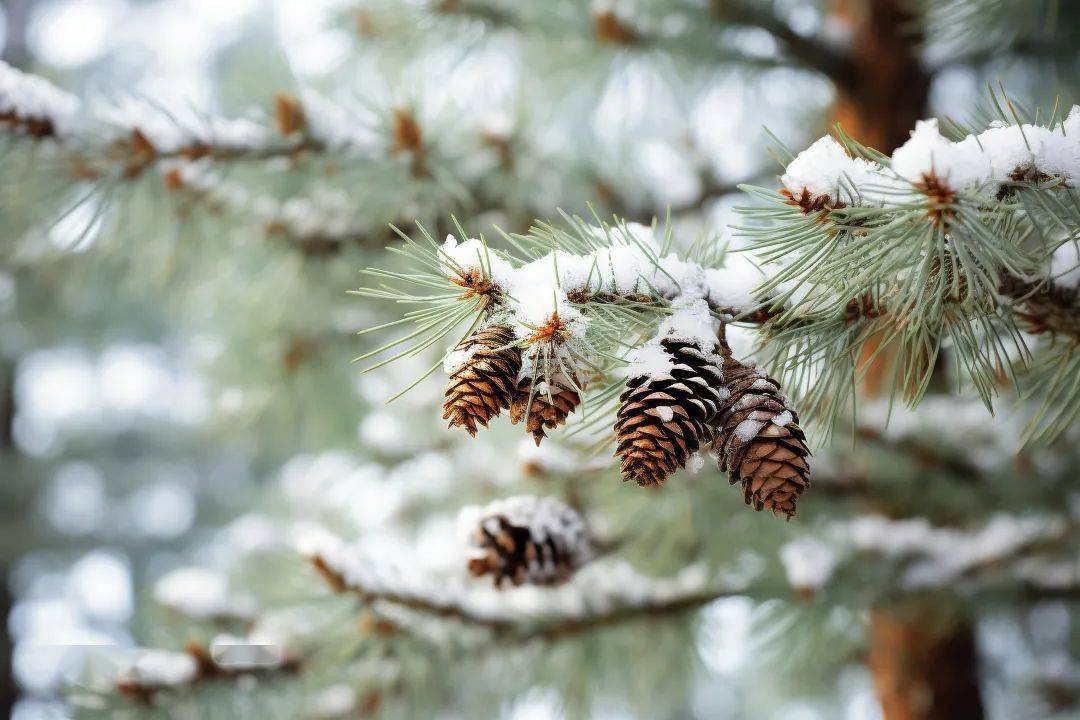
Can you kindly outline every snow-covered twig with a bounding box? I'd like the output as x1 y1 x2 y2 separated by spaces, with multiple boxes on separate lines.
843 514 1077 590
153 566 258 625
115 637 298 705
0 61 79 138
300 529 745 640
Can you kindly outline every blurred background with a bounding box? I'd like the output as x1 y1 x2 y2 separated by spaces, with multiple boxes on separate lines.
1 0 1079 718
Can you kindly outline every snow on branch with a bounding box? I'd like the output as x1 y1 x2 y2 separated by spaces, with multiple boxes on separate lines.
115 634 298 705
779 106 1080 208
843 514 1075 590
153 566 258 625
0 61 79 138
358 217 814 513
299 527 740 640
738 102 1080 440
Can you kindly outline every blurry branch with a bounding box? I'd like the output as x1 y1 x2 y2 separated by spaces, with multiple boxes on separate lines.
712 0 855 85
310 555 511 632
434 0 521 29
853 425 983 484
115 641 300 706
957 520 1079 585
927 37 1055 74
308 554 749 641
433 0 850 75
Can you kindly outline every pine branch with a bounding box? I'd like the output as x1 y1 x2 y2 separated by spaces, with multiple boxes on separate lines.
999 273 1080 342
113 640 300 706
738 105 1080 437
712 0 856 84
309 552 748 640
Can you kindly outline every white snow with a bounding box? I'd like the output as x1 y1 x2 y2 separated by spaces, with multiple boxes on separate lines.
772 411 793 427
152 567 256 621
624 298 723 379
891 119 992 191
780 135 885 203
844 513 1061 589
1037 106 1080 179
655 406 674 422
784 105 1080 202
733 418 764 442
778 537 837 590
0 60 79 136
209 633 289 670
1050 242 1080 288
312 685 358 718
442 345 479 374
438 234 514 286
96 98 271 153
624 341 674 378
703 253 766 312
655 297 721 348
510 286 587 343
117 650 198 687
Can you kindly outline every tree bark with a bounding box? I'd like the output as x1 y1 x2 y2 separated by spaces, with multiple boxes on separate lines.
868 605 985 720
828 7 985 720
827 0 932 395
829 0 931 154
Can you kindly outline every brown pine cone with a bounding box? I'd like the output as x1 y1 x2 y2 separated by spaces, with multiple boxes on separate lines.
615 338 725 487
464 496 590 587
714 357 810 519
510 372 583 445
442 324 521 436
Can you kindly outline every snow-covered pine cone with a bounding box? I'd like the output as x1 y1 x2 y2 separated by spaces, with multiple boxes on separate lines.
462 496 591 587
442 324 521 436
510 372 584 445
615 338 726 487
713 357 810 519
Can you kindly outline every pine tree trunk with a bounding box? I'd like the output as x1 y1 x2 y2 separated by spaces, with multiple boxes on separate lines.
868 605 985 720
828 7 985 720
829 0 933 395
829 0 930 153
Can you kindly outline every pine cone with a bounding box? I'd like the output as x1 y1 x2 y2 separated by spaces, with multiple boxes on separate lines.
713 357 810 519
510 372 583 445
463 496 590 587
615 338 725 486
443 324 521 436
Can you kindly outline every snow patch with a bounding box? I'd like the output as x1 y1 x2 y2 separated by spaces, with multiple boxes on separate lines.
779 537 837 590
0 60 79 136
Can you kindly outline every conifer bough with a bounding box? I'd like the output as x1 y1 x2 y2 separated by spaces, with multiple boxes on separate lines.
359 102 1080 524
741 101 1080 443
357 217 812 517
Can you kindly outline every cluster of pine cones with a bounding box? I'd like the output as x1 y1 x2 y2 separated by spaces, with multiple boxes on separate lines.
443 323 810 519
442 324 584 446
